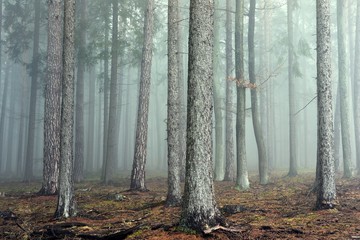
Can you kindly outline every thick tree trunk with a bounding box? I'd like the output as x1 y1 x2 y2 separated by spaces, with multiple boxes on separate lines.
180 0 223 231
235 0 249 190
224 0 235 181
248 0 268 185
74 0 87 183
55 0 76 218
315 0 336 210
130 0 154 191
287 0 297 177
24 0 41 182
40 0 63 195
355 0 360 175
166 0 181 206
337 0 352 178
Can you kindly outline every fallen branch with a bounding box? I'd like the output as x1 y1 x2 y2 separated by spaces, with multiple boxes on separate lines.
203 224 245 234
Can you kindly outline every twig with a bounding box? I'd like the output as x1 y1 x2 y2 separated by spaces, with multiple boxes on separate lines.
294 95 317 116
203 224 244 234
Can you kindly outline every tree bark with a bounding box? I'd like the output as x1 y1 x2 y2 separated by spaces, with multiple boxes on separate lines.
0 64 10 174
180 0 223 231
130 0 155 191
235 0 249 190
40 0 63 195
315 0 336 210
224 0 235 181
55 0 76 218
166 0 181 206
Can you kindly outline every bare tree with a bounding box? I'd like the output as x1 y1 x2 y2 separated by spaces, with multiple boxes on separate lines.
287 0 298 177
224 0 235 181
40 0 63 195
355 0 360 175
248 0 268 184
130 0 155 191
337 0 352 178
315 0 336 210
235 0 249 190
24 0 41 182
55 0 76 218
180 0 223 231
166 0 181 206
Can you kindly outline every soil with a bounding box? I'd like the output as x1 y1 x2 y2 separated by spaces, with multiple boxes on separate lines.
1 172 360 239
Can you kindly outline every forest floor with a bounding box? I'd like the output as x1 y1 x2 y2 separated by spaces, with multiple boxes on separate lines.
0 172 360 239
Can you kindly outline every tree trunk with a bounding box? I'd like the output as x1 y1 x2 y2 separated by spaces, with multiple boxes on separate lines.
166 0 181 206
287 0 297 177
213 1 225 181
235 0 249 190
248 0 268 185
40 0 63 195
101 2 110 181
180 0 223 231
55 0 76 218
74 0 87 183
224 0 235 181
334 82 341 172
130 0 155 191
24 0 41 182
337 0 352 178
315 0 336 210
0 64 10 174
104 0 119 184
355 0 360 175
87 67 96 172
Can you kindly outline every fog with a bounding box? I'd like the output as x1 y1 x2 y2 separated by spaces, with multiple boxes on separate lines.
0 0 357 182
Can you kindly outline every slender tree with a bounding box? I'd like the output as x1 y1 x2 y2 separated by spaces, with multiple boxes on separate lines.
315 0 336 210
213 0 225 181
103 0 119 184
130 0 155 191
0 64 10 174
166 0 181 206
74 0 87 183
337 0 352 178
287 0 298 177
224 0 235 181
248 0 268 184
235 0 249 190
55 0 76 218
180 0 223 231
24 0 41 182
354 0 360 175
40 0 63 195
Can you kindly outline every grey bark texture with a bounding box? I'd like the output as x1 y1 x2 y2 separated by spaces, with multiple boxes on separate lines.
287 0 297 177
24 0 41 182
315 0 337 210
40 0 63 195
104 0 119 184
74 0 87 183
55 0 76 218
355 0 360 175
235 0 249 190
166 0 182 206
180 0 223 231
336 0 352 178
248 0 268 185
130 0 154 191
224 0 235 181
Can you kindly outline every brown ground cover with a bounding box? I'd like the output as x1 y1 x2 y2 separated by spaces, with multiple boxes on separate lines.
0 172 360 239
